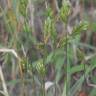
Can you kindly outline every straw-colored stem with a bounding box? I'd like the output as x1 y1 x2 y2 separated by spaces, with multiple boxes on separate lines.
0 66 9 96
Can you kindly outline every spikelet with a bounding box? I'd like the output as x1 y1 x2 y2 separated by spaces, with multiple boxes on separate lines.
18 0 28 17
60 0 71 23
36 59 46 77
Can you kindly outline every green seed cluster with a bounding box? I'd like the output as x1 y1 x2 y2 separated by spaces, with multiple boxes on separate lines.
36 60 46 76
72 21 89 37
20 57 32 72
44 17 56 44
60 1 71 23
18 0 28 17
44 17 55 35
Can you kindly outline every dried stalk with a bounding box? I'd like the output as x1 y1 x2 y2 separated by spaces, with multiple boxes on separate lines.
86 76 96 88
0 66 9 96
7 0 12 9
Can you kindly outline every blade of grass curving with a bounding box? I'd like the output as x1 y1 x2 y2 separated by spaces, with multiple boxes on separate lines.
70 64 88 75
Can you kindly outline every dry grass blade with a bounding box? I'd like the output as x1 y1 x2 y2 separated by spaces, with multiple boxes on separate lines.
0 48 20 60
0 48 23 79
84 53 96 61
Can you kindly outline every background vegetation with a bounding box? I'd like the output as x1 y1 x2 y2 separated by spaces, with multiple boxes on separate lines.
0 0 96 96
